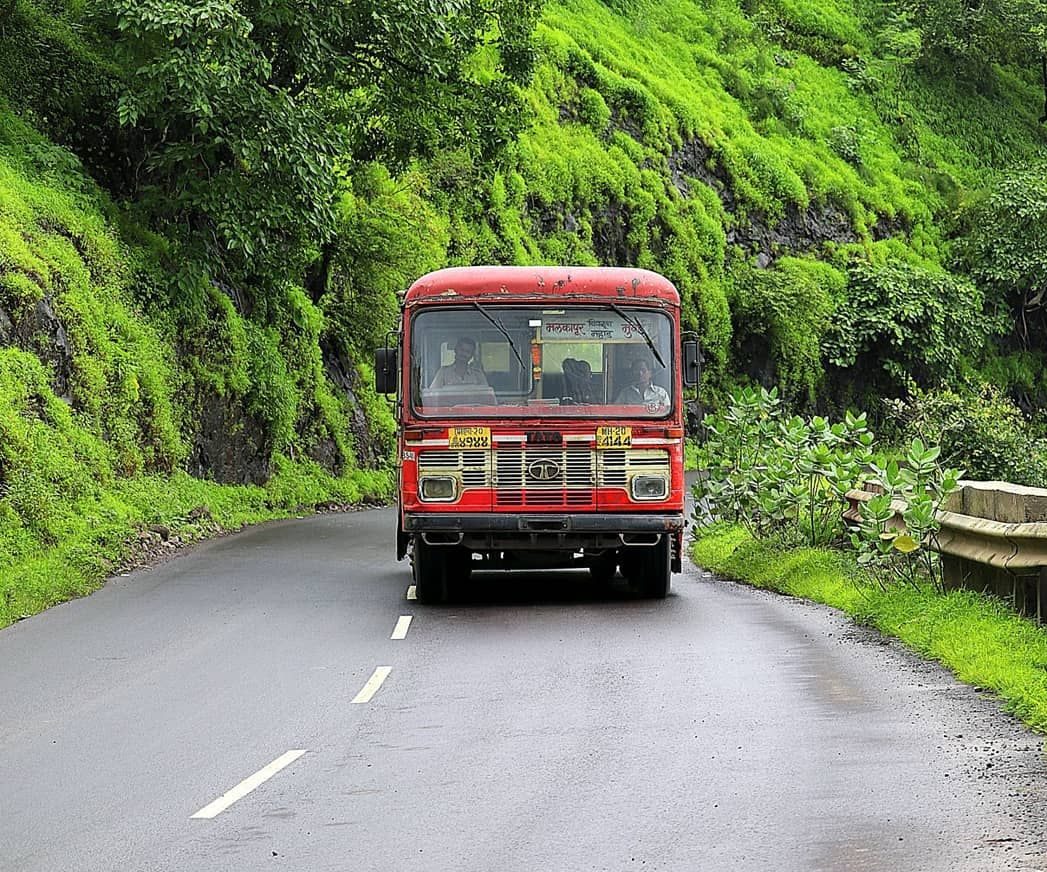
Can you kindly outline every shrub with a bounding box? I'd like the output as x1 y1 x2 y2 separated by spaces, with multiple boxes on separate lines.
828 123 863 166
979 350 1047 412
851 439 961 591
824 258 1003 398
695 385 874 546
577 87 612 133
882 385 1047 487
956 161 1047 356
726 257 844 406
697 385 960 590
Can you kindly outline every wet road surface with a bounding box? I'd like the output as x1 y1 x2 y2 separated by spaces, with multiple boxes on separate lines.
1 506 1046 871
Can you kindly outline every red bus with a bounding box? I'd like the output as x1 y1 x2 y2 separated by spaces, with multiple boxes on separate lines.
375 266 700 602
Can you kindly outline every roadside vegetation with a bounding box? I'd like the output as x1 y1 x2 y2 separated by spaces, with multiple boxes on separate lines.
0 107 393 628
691 387 1047 732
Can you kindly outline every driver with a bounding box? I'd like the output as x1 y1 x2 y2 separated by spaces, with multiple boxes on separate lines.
615 357 669 406
430 336 489 388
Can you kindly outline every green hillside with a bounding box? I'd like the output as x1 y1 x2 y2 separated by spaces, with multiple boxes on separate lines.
1 0 1045 622
0 105 392 621
447 0 1045 404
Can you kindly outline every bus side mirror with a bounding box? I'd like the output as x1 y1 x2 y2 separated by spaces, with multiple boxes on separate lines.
682 339 700 387
375 347 397 394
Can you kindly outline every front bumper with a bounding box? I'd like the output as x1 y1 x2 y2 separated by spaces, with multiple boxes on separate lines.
403 512 684 534
404 512 684 552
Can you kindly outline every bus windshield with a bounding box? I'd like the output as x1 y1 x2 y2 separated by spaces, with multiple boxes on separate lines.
409 305 674 419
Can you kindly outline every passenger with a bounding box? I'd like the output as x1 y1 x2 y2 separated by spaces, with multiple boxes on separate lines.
615 357 669 406
429 336 489 388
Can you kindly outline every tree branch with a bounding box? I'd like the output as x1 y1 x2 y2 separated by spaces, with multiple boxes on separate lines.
1041 53 1047 124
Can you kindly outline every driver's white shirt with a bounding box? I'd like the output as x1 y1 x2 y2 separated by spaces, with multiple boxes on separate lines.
616 383 670 405
430 364 487 388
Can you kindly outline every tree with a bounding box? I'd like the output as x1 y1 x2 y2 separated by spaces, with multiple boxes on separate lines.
956 162 1047 350
94 0 542 292
822 258 1002 399
899 0 1047 118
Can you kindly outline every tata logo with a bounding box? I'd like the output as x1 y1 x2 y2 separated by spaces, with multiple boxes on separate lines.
526 430 563 445
527 458 562 482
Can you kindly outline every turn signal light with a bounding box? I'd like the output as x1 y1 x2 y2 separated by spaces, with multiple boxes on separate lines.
634 427 684 439
404 429 441 442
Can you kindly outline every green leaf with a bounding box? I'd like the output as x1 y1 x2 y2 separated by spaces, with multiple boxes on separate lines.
892 534 919 553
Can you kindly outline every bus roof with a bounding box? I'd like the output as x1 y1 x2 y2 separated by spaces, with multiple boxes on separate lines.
404 266 680 306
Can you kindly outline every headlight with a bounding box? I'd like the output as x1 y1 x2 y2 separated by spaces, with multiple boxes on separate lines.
420 476 457 501
631 475 668 501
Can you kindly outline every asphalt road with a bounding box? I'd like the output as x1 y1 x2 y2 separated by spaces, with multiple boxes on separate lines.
2 506 1047 872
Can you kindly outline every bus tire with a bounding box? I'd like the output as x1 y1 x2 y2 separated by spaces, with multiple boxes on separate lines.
641 536 672 599
413 539 446 604
445 546 472 601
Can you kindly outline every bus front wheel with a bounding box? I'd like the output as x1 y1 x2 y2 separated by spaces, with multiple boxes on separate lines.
413 539 446 603
623 538 671 599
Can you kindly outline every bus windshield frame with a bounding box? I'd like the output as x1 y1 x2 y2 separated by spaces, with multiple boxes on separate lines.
408 304 675 420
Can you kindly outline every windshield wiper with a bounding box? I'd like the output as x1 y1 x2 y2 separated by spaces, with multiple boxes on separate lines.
608 303 666 370
470 301 528 375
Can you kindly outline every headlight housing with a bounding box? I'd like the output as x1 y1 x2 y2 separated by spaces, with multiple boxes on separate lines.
631 475 668 501
419 475 457 501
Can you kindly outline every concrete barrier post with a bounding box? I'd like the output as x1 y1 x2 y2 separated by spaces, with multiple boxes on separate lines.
845 480 1047 625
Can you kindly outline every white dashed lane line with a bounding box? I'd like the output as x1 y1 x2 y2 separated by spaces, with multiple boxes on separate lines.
351 666 392 704
190 749 306 820
391 615 413 640
193 586 411 820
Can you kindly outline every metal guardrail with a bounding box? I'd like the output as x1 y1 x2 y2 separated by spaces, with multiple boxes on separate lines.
845 481 1047 623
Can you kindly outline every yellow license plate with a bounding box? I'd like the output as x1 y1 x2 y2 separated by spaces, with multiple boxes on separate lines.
448 426 491 449
596 426 632 449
